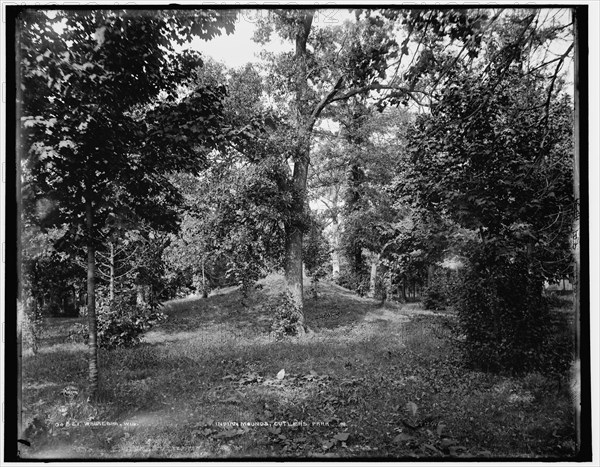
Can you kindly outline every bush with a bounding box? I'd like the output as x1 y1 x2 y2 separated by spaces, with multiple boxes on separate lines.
94 290 166 349
67 322 88 344
336 270 369 296
455 250 556 375
422 268 461 311
270 291 304 340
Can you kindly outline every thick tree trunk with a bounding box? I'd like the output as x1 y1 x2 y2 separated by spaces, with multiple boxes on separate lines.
284 143 310 334
282 10 314 333
285 225 305 331
86 199 99 398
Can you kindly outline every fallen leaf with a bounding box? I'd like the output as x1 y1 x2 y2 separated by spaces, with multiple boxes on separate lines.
440 438 459 450
322 440 335 450
406 401 418 418
393 433 415 443
277 369 286 380
333 432 349 441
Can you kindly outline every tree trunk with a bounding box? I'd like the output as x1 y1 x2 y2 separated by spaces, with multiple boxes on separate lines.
427 264 435 288
86 199 99 398
369 255 379 298
202 258 208 299
282 10 314 334
284 137 309 333
284 225 306 333
331 218 341 280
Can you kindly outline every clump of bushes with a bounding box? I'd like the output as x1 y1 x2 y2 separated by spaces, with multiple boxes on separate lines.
455 249 570 375
76 289 166 349
270 290 304 339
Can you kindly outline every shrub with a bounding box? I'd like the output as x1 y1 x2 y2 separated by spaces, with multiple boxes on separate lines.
95 289 166 349
67 322 88 344
336 270 369 296
455 249 555 375
270 291 303 340
422 268 461 311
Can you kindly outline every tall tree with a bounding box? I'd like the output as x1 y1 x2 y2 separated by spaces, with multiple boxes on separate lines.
18 9 236 396
254 8 489 330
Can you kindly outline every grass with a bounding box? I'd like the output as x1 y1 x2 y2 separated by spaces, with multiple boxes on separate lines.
20 274 577 459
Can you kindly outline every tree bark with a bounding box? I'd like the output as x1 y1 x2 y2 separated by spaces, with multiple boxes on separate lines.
86 199 99 398
202 258 208 299
282 10 314 332
427 264 435 288
331 218 341 280
369 255 379 298
284 142 309 333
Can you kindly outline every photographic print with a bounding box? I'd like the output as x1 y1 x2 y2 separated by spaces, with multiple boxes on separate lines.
3 3 591 461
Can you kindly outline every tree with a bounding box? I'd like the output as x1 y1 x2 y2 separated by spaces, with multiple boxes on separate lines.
163 61 289 302
404 52 574 371
253 8 489 329
18 9 237 397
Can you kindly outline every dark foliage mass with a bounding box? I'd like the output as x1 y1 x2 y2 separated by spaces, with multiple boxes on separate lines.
456 250 552 374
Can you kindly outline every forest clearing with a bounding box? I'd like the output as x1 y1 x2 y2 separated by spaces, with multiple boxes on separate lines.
21 274 577 459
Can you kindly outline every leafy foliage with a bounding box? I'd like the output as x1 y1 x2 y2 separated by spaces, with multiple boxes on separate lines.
404 67 574 282
455 249 554 374
422 268 461 311
78 288 166 349
303 216 331 298
403 37 574 372
270 290 304 339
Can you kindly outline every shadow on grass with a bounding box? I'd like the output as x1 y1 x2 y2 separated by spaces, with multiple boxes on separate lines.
158 277 378 338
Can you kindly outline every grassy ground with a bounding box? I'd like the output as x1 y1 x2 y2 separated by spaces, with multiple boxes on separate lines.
20 274 577 459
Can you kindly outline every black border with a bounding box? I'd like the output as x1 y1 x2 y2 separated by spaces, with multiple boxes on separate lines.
3 3 593 462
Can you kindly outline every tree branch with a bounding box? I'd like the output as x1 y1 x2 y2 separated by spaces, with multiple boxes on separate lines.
310 76 345 126
328 83 416 105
